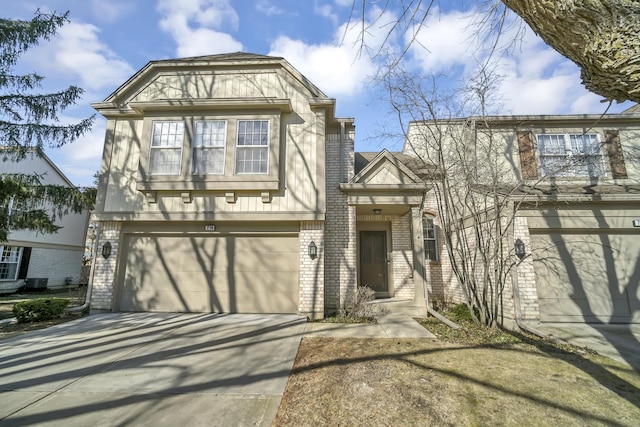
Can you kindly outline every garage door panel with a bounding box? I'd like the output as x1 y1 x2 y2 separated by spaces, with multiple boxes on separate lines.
532 232 638 323
120 289 215 313
120 235 299 313
120 287 298 314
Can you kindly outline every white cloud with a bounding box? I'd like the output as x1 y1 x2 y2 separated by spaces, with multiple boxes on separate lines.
157 0 243 57
490 29 606 115
334 0 353 7
256 0 284 16
270 36 375 97
51 117 106 187
408 9 477 73
404 7 613 115
315 2 337 24
269 7 398 98
24 21 134 93
91 0 135 23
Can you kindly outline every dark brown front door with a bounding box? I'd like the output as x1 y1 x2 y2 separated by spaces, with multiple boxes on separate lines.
359 231 388 293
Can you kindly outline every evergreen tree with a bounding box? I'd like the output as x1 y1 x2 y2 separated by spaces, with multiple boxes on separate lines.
0 10 94 242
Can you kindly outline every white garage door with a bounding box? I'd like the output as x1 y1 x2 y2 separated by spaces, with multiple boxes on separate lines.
531 232 640 323
119 235 299 313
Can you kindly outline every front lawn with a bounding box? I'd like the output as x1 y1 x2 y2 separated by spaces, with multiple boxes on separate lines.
274 316 640 426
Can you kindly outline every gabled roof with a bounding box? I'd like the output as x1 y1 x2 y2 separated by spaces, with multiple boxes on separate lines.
622 103 640 114
99 51 328 105
0 148 77 188
166 52 278 62
355 151 438 182
350 149 425 186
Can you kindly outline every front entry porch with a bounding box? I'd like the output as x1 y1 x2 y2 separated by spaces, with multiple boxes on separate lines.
355 205 428 316
340 150 434 316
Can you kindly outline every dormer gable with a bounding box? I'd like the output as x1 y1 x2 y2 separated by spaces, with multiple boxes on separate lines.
92 52 329 117
351 150 423 186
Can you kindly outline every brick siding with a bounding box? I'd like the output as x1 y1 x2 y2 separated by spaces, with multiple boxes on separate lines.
299 221 325 319
324 131 357 311
89 221 122 311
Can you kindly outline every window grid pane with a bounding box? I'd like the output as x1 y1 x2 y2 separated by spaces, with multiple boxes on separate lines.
193 147 225 174
536 133 603 177
193 121 226 175
0 246 21 280
422 218 438 261
236 120 269 174
150 121 184 175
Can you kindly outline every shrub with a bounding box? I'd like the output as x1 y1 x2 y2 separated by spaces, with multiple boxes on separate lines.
338 286 381 321
448 303 480 322
12 298 69 323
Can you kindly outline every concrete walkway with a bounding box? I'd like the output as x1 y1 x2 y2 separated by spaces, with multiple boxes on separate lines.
304 312 436 338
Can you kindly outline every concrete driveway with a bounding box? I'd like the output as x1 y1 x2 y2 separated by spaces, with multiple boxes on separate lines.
0 313 305 427
536 322 640 371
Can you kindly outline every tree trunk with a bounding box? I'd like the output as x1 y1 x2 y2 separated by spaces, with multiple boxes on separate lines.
502 0 640 103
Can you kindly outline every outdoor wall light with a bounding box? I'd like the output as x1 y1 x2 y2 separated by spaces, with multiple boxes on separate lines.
308 241 318 260
514 238 526 260
373 208 382 215
102 241 112 259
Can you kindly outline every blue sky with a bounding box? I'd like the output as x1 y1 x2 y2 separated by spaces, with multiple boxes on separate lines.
5 0 633 186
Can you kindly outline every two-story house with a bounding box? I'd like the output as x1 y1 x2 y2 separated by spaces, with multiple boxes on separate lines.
90 52 639 324
1 152 89 293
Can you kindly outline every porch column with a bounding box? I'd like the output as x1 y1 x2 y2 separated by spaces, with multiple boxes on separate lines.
410 206 428 307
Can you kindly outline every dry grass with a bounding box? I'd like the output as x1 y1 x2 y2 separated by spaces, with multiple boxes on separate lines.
274 318 640 427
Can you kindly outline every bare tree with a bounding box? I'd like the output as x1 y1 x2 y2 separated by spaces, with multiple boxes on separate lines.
350 0 640 104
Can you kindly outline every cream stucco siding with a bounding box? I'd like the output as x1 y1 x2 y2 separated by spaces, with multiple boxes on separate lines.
96 71 326 218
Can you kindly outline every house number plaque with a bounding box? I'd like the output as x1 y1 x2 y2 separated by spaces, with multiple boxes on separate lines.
204 225 216 231
633 220 640 228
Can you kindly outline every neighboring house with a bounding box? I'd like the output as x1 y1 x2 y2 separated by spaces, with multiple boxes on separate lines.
1 153 89 293
90 52 640 324
403 114 640 324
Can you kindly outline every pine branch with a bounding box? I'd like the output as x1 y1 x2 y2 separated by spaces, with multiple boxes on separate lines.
0 10 69 70
0 86 85 122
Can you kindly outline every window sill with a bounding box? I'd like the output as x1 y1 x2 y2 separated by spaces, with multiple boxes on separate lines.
136 177 279 192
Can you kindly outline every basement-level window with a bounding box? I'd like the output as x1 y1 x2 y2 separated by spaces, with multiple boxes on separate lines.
422 217 438 262
536 133 605 177
0 246 22 281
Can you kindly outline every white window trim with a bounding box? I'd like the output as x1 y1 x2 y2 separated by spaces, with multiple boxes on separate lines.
0 246 22 281
234 119 270 175
148 121 185 176
422 217 438 262
536 133 605 178
192 120 227 175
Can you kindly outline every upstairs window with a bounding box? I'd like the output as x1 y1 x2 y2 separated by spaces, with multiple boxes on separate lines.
0 246 22 281
192 120 227 175
235 120 269 174
149 121 184 175
422 217 438 262
536 133 604 177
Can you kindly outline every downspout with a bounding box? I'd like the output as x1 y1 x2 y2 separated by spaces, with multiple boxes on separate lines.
339 121 345 182
65 223 100 313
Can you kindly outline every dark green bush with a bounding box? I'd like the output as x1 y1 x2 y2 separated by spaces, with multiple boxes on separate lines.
12 298 69 323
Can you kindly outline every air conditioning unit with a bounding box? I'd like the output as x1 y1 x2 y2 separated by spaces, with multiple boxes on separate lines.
25 278 48 290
